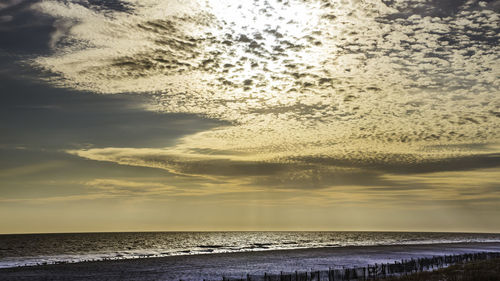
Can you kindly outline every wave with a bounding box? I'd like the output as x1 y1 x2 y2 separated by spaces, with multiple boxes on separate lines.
1 232 500 268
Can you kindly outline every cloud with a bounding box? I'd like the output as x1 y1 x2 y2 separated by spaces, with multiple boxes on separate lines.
0 76 223 149
0 161 65 178
0 193 115 203
0 176 265 204
375 167 500 207
22 0 500 184
382 167 500 189
84 178 175 196
66 142 500 193
0 0 24 10
0 15 13 22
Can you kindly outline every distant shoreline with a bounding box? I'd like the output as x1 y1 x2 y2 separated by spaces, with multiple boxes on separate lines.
2 242 500 281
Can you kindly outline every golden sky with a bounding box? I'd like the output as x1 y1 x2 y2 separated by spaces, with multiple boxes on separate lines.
0 0 499 233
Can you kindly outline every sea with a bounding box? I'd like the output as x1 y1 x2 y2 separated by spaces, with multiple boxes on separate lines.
1 231 500 268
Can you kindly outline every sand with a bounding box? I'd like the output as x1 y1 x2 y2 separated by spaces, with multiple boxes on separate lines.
1 242 500 281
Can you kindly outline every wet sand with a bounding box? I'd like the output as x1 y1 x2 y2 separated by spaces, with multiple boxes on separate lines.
1 242 500 281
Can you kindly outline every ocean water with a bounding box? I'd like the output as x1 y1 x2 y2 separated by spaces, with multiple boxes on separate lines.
1 232 500 268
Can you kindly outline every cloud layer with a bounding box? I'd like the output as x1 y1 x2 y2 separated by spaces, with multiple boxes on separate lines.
28 0 500 180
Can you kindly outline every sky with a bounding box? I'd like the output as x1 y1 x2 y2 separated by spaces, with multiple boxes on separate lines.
0 0 499 234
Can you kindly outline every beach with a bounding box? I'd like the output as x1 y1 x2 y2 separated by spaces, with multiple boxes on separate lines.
1 242 499 281
1 0 500 280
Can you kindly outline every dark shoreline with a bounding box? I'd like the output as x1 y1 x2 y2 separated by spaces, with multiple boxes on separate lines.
1 242 500 281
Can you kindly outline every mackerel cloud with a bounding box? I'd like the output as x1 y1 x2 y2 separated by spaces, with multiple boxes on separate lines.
31 0 499 179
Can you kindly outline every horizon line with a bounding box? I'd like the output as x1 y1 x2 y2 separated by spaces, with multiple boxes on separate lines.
2 229 500 235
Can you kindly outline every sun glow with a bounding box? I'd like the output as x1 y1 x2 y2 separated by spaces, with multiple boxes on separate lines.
204 0 329 103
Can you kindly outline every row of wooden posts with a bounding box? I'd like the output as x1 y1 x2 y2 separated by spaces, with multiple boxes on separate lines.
200 252 500 281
